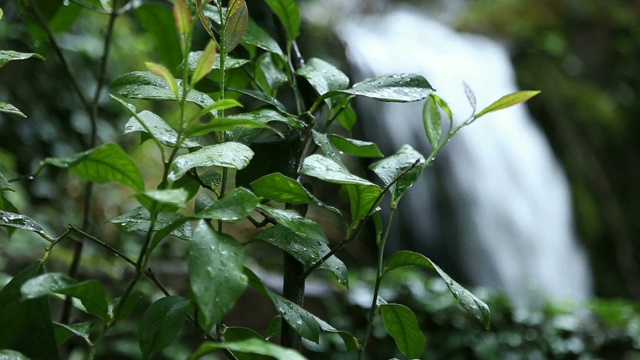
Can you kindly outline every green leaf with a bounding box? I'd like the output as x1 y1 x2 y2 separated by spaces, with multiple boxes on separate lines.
383 251 491 329
380 303 425 358
0 50 44 68
0 211 45 235
255 53 287 93
110 206 191 240
186 118 278 138
257 205 328 243
300 154 375 187
0 350 30 360
0 101 26 118
296 58 349 107
110 71 215 108
139 296 190 360
422 94 442 147
0 173 14 192
369 144 425 209
463 82 477 113
124 110 200 148
41 143 144 192
245 268 320 342
189 338 306 360
225 0 248 53
264 0 300 44
168 142 254 181
135 4 182 71
223 327 271 360
229 109 304 130
0 262 59 360
52 321 92 346
191 40 217 86
195 187 259 222
311 130 344 167
255 225 348 286
189 221 247 331
21 273 109 319
228 87 287 112
329 73 433 102
251 173 312 205
327 134 384 158
133 188 189 213
474 90 541 119
173 0 192 42
145 62 179 97
188 51 249 71
345 184 382 225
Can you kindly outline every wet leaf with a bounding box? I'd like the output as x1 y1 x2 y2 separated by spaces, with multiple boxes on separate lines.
133 188 188 213
145 62 179 97
52 321 92 346
189 338 305 360
300 154 374 187
0 211 44 235
110 206 191 240
168 142 254 181
327 134 384 158
0 101 26 118
251 173 312 205
255 225 348 286
21 273 109 319
329 73 433 102
0 350 30 360
41 142 144 192
189 221 247 331
0 173 13 192
0 50 44 68
380 303 425 358
195 187 260 222
124 110 199 148
139 296 190 360
369 145 425 209
297 58 348 107
474 90 541 119
383 251 491 329
258 204 328 243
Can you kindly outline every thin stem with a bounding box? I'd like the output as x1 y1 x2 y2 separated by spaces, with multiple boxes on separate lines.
359 208 396 360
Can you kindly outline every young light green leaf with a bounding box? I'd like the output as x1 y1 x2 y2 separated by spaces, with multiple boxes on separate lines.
21 273 109 319
192 98 243 120
383 250 491 329
189 221 247 331
0 210 45 235
0 50 44 68
0 101 26 118
168 142 254 181
474 90 541 119
380 303 426 358
0 173 14 192
110 206 191 240
52 321 92 346
40 143 144 192
423 94 442 147
194 187 260 222
133 189 189 213
254 225 348 286
369 144 425 209
110 71 215 108
264 0 300 44
257 205 328 243
124 110 200 148
191 40 217 86
329 73 433 103
173 0 192 44
463 82 477 113
145 62 179 98
251 173 312 205
0 262 58 360
225 0 248 52
139 296 190 360
189 338 306 360
327 134 384 158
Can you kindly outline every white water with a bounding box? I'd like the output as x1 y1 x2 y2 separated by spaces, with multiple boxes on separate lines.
307 5 592 305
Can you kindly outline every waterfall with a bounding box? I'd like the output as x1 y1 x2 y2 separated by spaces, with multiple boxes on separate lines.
309 4 592 306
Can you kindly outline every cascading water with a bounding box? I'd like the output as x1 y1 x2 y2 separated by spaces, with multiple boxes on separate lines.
305 3 592 306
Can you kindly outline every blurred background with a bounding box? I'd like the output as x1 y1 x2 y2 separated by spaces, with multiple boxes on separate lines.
1 0 640 358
